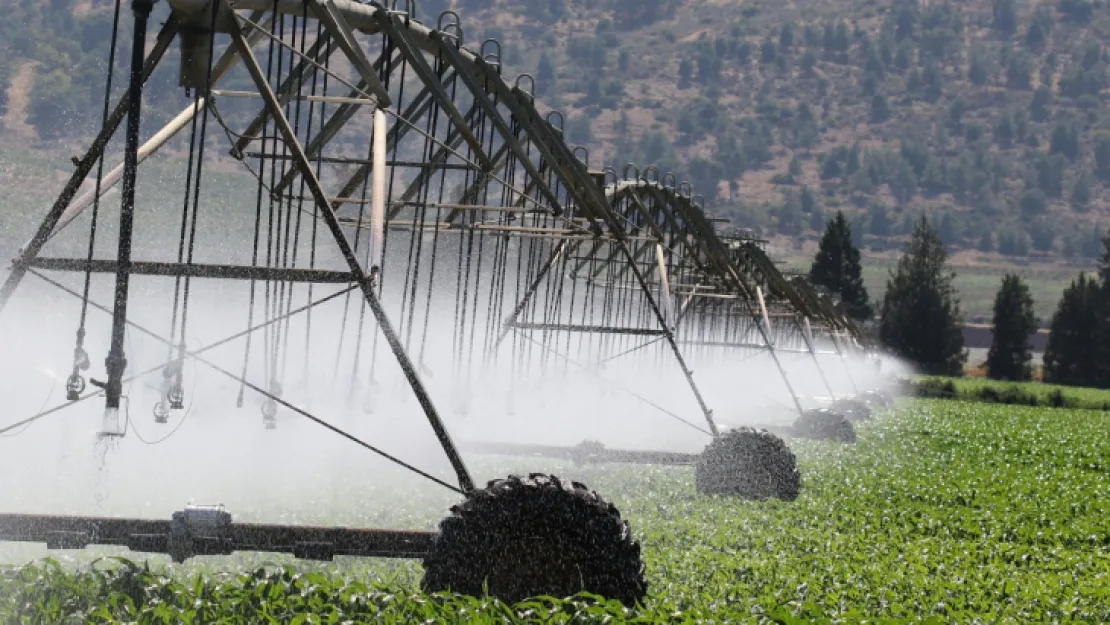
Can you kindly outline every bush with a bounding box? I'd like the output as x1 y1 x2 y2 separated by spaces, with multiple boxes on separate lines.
974 385 1039 406
976 386 1001 403
1048 389 1069 408
911 378 1087 409
911 378 958 398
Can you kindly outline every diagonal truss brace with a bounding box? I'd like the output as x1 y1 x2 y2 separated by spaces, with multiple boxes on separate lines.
0 14 182 316
226 6 474 493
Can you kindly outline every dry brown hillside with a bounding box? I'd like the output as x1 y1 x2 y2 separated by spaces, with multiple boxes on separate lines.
2 0 1109 320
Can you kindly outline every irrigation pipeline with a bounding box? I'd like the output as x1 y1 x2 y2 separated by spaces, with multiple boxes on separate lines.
0 510 436 562
0 0 874 514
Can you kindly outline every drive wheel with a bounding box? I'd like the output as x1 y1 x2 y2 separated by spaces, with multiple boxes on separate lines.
421 473 647 607
793 408 857 443
695 427 801 501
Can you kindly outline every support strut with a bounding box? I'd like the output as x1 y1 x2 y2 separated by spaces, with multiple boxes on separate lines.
798 316 836 398
0 506 433 562
102 0 159 428
226 9 474 493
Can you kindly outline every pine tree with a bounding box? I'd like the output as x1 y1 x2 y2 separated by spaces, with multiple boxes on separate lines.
1072 171 1093 211
992 0 1018 37
809 211 872 321
879 216 967 375
1094 233 1110 387
870 94 891 123
986 275 1037 381
1043 273 1101 387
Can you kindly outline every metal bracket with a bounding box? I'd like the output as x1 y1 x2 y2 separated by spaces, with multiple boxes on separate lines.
168 504 234 563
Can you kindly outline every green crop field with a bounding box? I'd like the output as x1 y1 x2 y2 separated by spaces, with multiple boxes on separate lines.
2 399 1109 623
913 375 1110 411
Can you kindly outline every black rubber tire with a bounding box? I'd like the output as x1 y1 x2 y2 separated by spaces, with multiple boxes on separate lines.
792 408 857 443
859 390 892 410
830 398 873 422
421 473 647 607
695 427 801 501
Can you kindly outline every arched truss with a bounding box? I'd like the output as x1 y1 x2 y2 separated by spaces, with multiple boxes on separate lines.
0 0 869 495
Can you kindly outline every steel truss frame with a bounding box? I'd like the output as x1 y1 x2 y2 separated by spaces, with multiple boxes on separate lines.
0 0 869 563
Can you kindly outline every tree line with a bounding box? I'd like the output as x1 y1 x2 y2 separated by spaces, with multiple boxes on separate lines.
808 209 1109 385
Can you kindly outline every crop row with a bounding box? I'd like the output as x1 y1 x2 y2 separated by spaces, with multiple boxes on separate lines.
2 400 1109 622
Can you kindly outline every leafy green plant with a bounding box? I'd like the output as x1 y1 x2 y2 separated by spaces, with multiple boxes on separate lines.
3 401 1110 621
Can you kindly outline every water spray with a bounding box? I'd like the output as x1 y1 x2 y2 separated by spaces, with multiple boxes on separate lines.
0 0 888 608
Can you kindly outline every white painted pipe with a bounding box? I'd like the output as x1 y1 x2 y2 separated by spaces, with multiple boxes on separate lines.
370 108 386 274
47 99 205 240
678 283 700 322
654 243 674 329
756 286 773 346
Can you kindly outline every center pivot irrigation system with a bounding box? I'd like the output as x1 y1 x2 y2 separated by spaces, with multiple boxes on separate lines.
0 0 893 606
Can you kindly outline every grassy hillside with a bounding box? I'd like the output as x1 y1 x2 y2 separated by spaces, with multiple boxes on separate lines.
3 0 1108 319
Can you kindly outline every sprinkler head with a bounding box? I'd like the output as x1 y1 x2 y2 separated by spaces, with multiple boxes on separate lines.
153 401 170 424
260 398 278 428
168 385 185 410
65 373 86 401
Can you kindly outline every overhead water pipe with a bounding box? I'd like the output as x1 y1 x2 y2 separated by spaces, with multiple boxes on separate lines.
370 109 386 283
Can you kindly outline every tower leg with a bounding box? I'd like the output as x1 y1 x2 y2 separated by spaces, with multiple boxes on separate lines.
227 13 474 492
101 0 159 432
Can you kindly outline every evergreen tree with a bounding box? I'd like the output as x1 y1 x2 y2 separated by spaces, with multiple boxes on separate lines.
1030 86 1052 121
779 23 794 50
1007 51 1034 90
788 155 804 179
870 94 891 123
992 0 1018 37
1095 233 1110 387
0 60 10 117
809 211 873 321
968 45 992 85
1043 272 1101 387
1072 171 1092 211
986 275 1037 381
801 49 819 75
879 216 967 375
1094 134 1110 180
678 58 693 87
1031 220 1056 252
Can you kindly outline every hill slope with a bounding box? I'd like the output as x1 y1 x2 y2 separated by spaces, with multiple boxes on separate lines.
2 0 1109 320
449 0 1110 259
